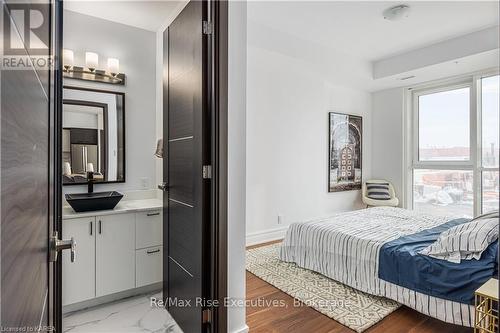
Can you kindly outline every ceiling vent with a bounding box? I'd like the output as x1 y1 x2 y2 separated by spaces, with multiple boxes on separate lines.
398 75 416 81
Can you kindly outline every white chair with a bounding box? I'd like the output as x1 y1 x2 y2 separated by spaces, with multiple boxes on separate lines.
362 179 399 207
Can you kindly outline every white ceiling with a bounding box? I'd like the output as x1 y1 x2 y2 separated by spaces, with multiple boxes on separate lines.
65 1 499 58
65 1 499 90
248 1 499 91
64 0 184 31
248 1 499 62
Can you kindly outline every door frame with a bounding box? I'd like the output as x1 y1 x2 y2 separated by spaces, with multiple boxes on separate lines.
208 1 228 332
1 0 62 330
52 0 64 331
53 1 228 332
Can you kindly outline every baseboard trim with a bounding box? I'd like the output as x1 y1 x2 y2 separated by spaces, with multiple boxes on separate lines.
62 283 162 314
231 324 249 333
246 226 288 246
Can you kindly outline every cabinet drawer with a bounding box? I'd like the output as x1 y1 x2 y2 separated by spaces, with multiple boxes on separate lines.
136 210 162 249
136 246 162 287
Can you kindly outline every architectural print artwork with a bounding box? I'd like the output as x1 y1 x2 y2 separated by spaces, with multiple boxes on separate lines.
329 113 362 192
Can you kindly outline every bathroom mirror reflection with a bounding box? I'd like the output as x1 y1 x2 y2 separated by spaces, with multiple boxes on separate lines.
62 86 125 185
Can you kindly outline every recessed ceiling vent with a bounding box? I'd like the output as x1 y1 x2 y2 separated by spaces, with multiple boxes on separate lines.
383 4 411 21
398 75 416 81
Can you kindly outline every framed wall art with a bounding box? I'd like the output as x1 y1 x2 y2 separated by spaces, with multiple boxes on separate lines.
328 112 362 192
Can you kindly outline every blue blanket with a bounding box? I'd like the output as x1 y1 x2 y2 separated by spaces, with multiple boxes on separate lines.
378 218 498 304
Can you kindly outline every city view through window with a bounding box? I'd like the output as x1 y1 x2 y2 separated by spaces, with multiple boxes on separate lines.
413 75 499 217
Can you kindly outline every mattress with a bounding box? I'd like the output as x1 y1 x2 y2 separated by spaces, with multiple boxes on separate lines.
279 206 481 327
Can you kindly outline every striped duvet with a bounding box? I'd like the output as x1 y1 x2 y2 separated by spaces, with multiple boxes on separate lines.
279 207 475 327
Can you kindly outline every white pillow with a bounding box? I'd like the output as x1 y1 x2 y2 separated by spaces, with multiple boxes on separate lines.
420 217 499 263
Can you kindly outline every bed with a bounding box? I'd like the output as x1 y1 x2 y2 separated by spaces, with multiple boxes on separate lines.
279 207 498 327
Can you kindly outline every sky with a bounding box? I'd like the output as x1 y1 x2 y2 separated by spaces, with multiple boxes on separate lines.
481 75 500 152
418 75 499 158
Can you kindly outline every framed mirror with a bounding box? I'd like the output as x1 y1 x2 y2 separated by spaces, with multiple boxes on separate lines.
62 86 125 185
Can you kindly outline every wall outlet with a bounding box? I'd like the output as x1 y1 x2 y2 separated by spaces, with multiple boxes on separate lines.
278 215 284 225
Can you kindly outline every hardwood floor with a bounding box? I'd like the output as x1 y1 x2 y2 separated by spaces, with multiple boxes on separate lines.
245 241 473 333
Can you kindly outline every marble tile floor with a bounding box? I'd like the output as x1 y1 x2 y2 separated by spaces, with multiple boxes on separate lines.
63 292 183 333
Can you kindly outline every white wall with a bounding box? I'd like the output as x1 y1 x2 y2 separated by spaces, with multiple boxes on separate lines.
63 10 157 193
371 88 406 204
228 2 248 333
245 42 372 245
155 1 189 188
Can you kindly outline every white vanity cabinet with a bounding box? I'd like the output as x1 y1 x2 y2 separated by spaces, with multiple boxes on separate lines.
135 209 163 287
136 210 162 249
136 246 162 287
62 216 96 306
96 213 136 297
62 202 163 307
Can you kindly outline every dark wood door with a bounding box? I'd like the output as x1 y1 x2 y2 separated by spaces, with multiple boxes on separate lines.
1 1 61 331
163 1 210 332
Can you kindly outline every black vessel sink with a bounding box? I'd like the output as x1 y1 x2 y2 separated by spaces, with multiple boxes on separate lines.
65 191 124 212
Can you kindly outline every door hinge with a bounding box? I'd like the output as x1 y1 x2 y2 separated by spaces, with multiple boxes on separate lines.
203 21 213 35
202 309 212 324
203 165 212 179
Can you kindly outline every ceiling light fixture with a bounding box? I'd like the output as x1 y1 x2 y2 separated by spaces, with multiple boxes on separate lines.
383 4 411 21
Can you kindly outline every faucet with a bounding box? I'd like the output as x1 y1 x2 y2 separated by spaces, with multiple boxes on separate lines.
87 171 94 194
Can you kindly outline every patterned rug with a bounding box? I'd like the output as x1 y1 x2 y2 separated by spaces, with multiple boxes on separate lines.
246 243 401 332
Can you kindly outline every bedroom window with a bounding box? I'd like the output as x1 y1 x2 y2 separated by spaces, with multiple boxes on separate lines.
410 73 499 218
480 75 499 213
417 87 470 162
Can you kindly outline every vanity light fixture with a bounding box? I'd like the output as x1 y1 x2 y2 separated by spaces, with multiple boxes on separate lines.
107 58 120 77
85 52 99 72
63 49 74 71
62 51 126 85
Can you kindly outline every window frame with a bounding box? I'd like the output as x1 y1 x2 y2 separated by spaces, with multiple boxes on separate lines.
405 70 499 217
477 73 500 214
412 79 474 168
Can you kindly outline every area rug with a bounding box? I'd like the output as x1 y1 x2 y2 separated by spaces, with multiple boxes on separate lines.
246 243 401 332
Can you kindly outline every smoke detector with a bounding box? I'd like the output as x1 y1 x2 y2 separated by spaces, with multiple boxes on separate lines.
383 5 411 21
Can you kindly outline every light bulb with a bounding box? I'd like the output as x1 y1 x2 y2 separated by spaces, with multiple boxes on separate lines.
63 49 74 70
85 52 98 72
108 58 119 76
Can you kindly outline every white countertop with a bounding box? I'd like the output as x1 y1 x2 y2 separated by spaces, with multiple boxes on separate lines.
63 198 163 219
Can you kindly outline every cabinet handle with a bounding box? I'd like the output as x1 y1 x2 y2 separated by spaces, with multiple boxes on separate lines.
146 212 160 217
98 220 102 234
90 221 93 235
146 249 161 254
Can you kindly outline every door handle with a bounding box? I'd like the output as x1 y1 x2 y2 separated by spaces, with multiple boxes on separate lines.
49 231 76 263
98 220 102 234
158 182 169 191
147 249 161 254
